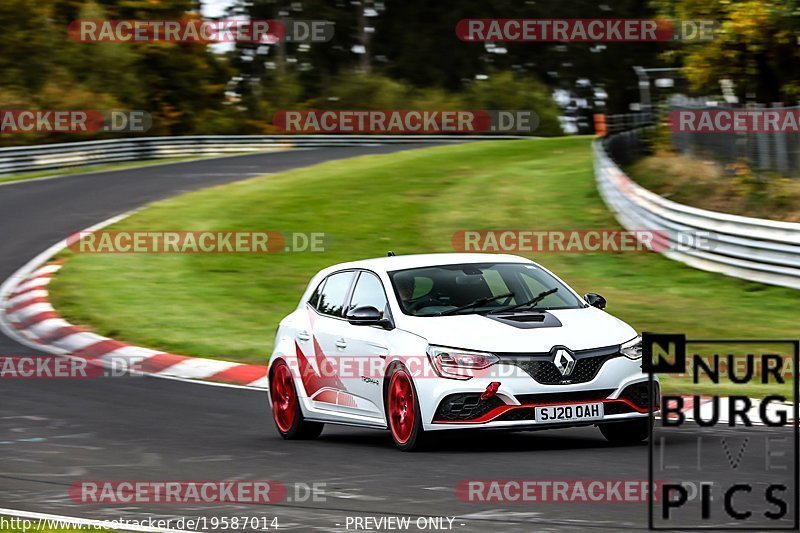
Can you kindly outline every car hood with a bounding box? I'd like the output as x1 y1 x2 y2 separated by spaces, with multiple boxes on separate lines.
397 307 637 353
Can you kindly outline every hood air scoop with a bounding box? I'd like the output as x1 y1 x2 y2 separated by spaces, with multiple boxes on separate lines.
485 311 562 329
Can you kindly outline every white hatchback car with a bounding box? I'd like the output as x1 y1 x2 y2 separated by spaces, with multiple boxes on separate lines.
268 253 658 451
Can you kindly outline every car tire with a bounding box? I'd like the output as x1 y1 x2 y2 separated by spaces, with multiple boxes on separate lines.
599 417 649 444
385 364 428 451
269 360 324 440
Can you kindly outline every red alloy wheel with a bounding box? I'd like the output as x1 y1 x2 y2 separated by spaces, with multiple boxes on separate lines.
270 362 297 433
388 370 415 444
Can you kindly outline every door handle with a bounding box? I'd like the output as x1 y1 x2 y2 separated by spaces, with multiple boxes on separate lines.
335 338 347 350
368 343 389 359
297 331 311 342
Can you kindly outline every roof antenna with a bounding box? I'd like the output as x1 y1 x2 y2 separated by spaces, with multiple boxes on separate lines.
387 251 396 257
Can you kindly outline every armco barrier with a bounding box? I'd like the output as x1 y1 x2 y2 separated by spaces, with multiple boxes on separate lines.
0 135 523 176
595 139 800 290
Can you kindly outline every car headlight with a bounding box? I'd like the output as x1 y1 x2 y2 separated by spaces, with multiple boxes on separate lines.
426 345 499 380
621 335 642 359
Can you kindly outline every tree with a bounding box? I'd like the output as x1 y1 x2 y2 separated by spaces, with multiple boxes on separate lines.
654 0 800 103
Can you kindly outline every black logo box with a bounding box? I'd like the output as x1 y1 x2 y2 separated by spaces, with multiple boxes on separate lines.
644 333 799 531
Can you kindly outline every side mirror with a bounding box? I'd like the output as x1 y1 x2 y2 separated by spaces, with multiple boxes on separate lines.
584 293 607 310
346 306 393 329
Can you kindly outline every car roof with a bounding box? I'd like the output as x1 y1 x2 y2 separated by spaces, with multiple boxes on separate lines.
317 253 536 276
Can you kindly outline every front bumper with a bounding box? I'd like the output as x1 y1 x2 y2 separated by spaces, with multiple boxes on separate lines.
418 354 659 431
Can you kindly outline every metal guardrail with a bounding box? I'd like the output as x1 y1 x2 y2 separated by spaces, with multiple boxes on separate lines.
0 135 525 176
595 138 800 290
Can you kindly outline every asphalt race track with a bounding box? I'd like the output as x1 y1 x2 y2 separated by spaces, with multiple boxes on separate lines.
0 145 796 532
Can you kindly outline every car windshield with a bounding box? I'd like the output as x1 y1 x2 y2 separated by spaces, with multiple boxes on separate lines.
389 262 582 316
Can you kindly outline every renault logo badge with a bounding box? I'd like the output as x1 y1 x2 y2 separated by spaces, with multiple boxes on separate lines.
553 348 576 376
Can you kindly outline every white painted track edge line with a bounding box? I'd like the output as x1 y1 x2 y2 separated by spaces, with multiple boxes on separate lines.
0 212 133 354
146 371 268 391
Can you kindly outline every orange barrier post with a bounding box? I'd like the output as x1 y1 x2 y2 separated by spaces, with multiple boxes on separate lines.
594 113 607 137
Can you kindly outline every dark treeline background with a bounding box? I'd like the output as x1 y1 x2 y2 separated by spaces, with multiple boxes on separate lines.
1 0 797 145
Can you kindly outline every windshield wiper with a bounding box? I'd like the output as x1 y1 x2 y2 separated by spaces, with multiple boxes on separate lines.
488 287 558 315
437 292 515 316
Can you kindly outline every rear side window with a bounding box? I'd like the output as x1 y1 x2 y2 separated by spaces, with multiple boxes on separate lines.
308 279 325 308
317 271 355 318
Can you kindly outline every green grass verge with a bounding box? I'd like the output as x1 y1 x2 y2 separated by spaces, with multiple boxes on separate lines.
623 151 800 223
49 138 799 396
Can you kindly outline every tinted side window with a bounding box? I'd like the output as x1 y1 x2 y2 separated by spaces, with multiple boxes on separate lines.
317 271 354 317
349 272 388 315
308 279 325 308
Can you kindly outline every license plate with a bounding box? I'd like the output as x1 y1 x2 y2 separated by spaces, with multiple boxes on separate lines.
535 402 604 423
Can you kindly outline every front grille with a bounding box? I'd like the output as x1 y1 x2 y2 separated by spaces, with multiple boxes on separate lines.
433 393 505 421
515 389 615 405
500 347 620 385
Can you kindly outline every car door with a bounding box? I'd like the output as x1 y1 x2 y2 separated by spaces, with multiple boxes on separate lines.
337 270 392 418
304 270 356 412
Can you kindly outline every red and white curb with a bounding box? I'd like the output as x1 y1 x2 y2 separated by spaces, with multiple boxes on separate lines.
0 212 268 389
1 261 268 388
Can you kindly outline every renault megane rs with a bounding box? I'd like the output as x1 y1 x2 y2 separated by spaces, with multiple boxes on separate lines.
267 253 657 451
